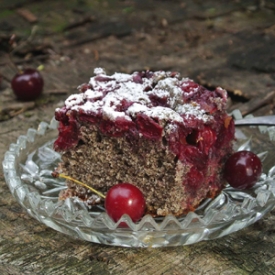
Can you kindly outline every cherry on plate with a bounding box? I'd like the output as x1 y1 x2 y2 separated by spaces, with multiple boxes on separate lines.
105 183 146 223
11 68 44 101
223 150 262 189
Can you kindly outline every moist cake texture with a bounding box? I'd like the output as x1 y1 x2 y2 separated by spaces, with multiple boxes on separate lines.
54 68 235 216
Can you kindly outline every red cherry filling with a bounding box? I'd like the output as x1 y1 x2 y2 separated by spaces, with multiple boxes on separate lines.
55 106 68 124
100 118 135 137
115 99 133 112
54 118 79 151
196 127 217 154
105 183 146 223
185 167 204 196
133 74 143 84
78 83 92 92
223 150 262 189
148 94 168 107
180 145 207 170
136 113 163 139
181 81 200 94
185 127 216 154
11 68 44 101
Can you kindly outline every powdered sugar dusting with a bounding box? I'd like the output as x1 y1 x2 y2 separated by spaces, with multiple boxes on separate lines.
89 78 117 92
102 106 132 121
127 103 148 115
77 100 101 115
94 68 106 75
62 68 225 125
127 104 183 123
112 72 132 82
65 94 84 108
176 103 211 121
118 82 150 104
165 123 178 134
85 89 103 100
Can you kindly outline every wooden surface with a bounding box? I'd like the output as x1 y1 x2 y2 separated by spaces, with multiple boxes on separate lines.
1 1 275 274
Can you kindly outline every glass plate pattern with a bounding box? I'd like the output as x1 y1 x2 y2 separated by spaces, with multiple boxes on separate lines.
3 112 275 247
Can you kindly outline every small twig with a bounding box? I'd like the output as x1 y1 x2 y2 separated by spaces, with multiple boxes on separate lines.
1 101 35 113
93 49 99 61
0 102 35 121
16 8 38 23
9 108 27 117
229 90 275 116
10 26 39 56
63 16 96 31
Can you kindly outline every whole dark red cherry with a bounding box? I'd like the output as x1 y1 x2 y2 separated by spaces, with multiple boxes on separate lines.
223 150 262 189
11 68 44 101
105 183 146 223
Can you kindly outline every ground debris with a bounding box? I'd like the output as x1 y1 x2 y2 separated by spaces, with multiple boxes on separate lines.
16 8 38 23
0 101 35 121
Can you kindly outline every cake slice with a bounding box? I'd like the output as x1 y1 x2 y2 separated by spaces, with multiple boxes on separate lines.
54 68 235 216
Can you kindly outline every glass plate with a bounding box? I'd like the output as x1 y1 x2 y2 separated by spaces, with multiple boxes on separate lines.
3 113 275 247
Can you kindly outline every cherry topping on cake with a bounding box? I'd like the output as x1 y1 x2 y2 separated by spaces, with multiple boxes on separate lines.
185 167 204 195
197 127 217 154
186 127 216 154
78 83 91 92
133 74 143 84
105 183 146 223
55 106 68 123
223 150 262 189
136 113 163 139
149 94 168 107
180 145 207 170
11 68 44 101
54 117 79 151
100 117 135 137
181 80 200 94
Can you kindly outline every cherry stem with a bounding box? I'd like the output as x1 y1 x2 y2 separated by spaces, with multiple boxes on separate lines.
54 172 106 199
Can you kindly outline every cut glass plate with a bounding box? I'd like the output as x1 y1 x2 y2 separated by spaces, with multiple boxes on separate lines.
3 114 275 247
